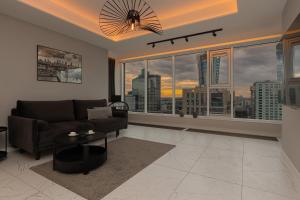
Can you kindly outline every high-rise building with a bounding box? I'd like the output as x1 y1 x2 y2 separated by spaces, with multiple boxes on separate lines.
182 87 207 115
251 81 282 120
125 69 161 112
234 95 252 118
197 54 207 86
131 69 145 112
210 89 231 116
147 74 161 112
276 43 284 82
211 57 221 84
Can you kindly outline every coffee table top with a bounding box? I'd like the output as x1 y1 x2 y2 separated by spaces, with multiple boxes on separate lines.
54 131 106 146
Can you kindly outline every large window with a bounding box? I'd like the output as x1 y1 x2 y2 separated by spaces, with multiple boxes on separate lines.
233 43 283 120
285 37 300 107
209 49 232 117
123 40 283 121
292 44 300 78
147 57 173 114
175 53 207 116
124 61 145 112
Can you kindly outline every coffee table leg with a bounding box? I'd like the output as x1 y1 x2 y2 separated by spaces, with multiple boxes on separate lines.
83 145 89 175
53 144 56 171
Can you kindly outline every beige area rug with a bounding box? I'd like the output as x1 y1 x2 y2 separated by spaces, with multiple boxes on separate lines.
31 137 175 200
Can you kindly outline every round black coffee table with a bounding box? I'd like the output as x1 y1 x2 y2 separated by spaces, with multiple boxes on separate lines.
53 131 107 174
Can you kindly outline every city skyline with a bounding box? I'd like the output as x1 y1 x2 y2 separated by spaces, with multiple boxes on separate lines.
125 44 280 98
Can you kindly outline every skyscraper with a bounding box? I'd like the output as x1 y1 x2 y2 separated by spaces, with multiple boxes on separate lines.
131 69 145 111
198 53 207 86
276 43 284 82
211 57 221 84
125 69 161 112
251 81 282 120
147 73 161 112
182 87 207 115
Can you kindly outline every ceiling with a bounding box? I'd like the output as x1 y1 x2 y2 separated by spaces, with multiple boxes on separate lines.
0 0 287 59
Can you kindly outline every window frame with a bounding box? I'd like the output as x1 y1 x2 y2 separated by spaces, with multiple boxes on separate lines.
121 40 283 124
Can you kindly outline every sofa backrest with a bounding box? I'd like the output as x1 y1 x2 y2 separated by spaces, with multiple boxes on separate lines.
73 99 107 120
17 100 75 122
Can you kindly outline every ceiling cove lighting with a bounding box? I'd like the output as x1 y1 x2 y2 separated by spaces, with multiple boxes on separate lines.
147 28 223 48
99 0 163 36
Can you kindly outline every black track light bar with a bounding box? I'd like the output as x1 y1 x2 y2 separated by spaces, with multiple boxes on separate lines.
147 28 223 47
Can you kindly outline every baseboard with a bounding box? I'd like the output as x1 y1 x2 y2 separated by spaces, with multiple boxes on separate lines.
281 149 300 189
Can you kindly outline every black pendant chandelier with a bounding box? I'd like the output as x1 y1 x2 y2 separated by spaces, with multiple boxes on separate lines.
99 0 163 36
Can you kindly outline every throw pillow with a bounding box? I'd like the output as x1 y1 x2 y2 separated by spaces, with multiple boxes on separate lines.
87 107 112 120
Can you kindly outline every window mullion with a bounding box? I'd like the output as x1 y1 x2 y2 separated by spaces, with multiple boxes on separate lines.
230 47 234 119
172 56 176 115
144 60 148 114
207 51 210 116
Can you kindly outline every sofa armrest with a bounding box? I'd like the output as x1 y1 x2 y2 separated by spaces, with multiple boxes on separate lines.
8 116 39 153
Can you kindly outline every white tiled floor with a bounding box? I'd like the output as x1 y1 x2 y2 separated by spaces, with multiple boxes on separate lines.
0 125 299 200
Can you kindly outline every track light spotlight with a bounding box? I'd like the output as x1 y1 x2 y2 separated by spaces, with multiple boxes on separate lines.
171 40 174 45
152 43 155 48
185 37 189 42
212 32 217 37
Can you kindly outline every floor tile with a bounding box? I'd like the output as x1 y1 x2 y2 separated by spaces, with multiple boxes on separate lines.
243 170 300 199
243 154 287 172
154 144 206 172
242 186 298 200
244 139 281 157
178 132 213 147
210 135 244 153
174 173 242 200
0 170 39 200
103 164 187 200
1 125 298 200
191 156 243 184
202 147 243 159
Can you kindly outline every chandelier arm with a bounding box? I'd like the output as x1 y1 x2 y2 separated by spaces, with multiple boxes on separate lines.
106 1 127 19
101 8 124 20
111 0 128 17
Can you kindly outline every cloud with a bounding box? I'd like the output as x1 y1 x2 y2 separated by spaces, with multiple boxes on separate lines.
233 44 279 86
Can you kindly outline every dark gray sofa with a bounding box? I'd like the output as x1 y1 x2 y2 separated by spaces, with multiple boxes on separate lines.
8 99 128 159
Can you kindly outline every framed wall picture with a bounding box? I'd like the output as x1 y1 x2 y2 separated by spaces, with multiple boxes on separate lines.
37 45 82 84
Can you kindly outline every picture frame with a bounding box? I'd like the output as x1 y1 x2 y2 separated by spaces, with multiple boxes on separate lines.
37 45 82 84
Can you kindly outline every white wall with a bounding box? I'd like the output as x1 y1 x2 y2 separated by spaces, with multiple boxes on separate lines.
282 106 300 172
129 114 281 138
282 0 300 31
0 14 108 125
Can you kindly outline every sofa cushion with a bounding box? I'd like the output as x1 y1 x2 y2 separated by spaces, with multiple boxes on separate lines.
89 117 127 133
73 99 107 120
87 107 112 120
17 100 75 122
39 121 94 146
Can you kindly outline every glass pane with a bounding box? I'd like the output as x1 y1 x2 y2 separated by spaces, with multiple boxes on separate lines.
233 43 283 120
175 53 207 116
209 88 231 116
147 58 173 114
288 85 300 106
124 61 145 112
211 54 229 85
292 45 300 78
